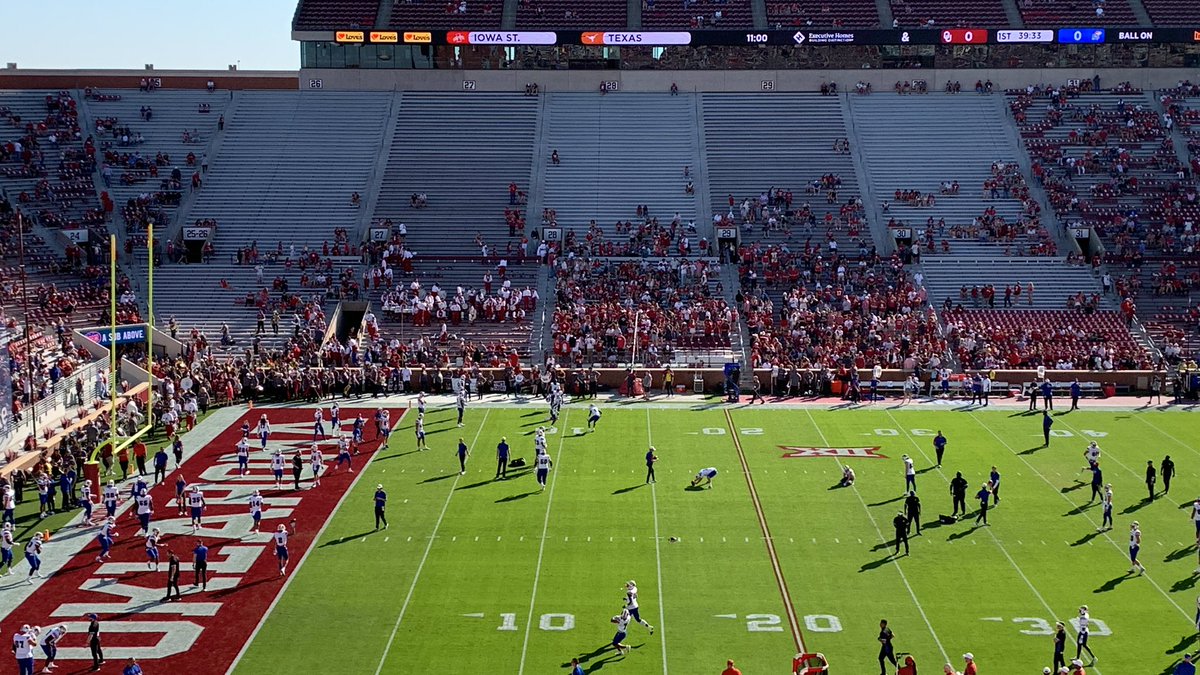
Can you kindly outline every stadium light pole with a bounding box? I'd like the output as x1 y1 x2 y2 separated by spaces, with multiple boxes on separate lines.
16 212 38 442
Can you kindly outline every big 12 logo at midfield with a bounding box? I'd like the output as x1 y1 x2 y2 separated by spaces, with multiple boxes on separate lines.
779 446 887 459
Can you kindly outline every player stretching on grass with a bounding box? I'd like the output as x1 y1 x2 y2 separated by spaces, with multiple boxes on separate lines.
623 580 655 634
587 404 602 431
690 468 718 489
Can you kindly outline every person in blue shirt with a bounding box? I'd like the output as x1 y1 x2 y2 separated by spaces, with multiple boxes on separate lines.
1088 464 1104 502
989 466 1001 504
456 438 470 476
374 484 388 530
122 657 144 675
60 469 76 505
1042 411 1053 447
153 447 169 484
1070 379 1082 411
975 483 991 525
495 437 509 480
569 657 584 675
1041 379 1054 410
933 431 947 467
1175 652 1196 675
193 540 209 591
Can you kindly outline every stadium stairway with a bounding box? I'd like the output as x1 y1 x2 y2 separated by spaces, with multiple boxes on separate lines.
77 89 231 261
370 92 538 255
849 93 1033 257
151 91 392 350
540 92 703 242
700 92 869 253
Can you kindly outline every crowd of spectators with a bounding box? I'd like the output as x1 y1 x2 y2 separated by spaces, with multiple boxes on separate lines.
550 206 705 258
737 242 943 371
943 310 1152 370
551 257 729 367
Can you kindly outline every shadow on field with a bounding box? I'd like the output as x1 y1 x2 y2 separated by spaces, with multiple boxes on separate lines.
1060 482 1088 494
684 486 708 492
1071 530 1104 547
1166 632 1199 655
1018 446 1044 455
867 496 904 507
1120 500 1153 515
1094 573 1131 593
947 525 980 541
1064 503 1095 517
859 555 894 572
1164 546 1195 563
1172 575 1199 592
420 474 455 484
564 643 641 673
612 484 645 495
496 491 539 503
319 530 377 548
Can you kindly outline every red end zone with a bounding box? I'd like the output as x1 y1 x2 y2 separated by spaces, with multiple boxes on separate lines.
0 406 404 672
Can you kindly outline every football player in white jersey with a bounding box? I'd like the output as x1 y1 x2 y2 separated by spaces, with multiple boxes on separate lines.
249 490 265 533
12 625 35 672
415 414 427 451
330 402 341 432
257 414 272 450
188 486 206 531
622 580 654 634
313 408 327 441
0 522 14 575
24 534 44 583
96 517 116 563
145 528 161 571
609 609 631 654
587 404 602 431
535 452 553 491
236 438 251 476
1099 484 1113 531
78 479 95 526
271 450 286 489
534 428 547 456
102 481 120 519
1076 605 1095 663
335 434 354 473
134 489 154 536
1129 521 1145 575
273 524 290 576
41 623 67 671
310 444 324 487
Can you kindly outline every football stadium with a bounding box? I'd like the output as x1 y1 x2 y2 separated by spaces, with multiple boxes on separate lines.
2 0 1200 673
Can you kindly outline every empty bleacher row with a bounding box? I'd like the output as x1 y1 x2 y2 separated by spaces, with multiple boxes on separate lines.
151 91 392 351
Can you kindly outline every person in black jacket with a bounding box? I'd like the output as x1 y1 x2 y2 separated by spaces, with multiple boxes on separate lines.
1146 461 1157 501
1052 620 1067 672
877 619 897 675
950 472 968 517
892 512 909 555
1161 456 1176 495
163 550 181 601
87 613 103 671
904 491 922 535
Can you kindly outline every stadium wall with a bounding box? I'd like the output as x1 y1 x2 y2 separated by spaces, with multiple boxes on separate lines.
0 69 296 90
298 67 1198 92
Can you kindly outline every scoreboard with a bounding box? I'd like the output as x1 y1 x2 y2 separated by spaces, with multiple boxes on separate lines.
331 26 1200 46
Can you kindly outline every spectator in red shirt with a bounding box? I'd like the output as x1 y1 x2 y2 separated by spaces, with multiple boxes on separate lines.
722 659 742 675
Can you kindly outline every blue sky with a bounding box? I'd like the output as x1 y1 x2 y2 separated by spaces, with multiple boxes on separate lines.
0 0 299 71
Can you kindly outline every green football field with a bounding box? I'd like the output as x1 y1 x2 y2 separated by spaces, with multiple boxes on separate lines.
232 399 1200 675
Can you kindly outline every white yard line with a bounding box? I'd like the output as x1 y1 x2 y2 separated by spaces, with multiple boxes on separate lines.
882 410 1103 675
646 408 669 675
370 409 491 675
1128 413 1200 465
229 407 410 675
516 409 570 675
965 413 1194 626
804 408 950 664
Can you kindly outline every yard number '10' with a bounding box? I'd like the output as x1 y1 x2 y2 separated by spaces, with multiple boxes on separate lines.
497 613 576 631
